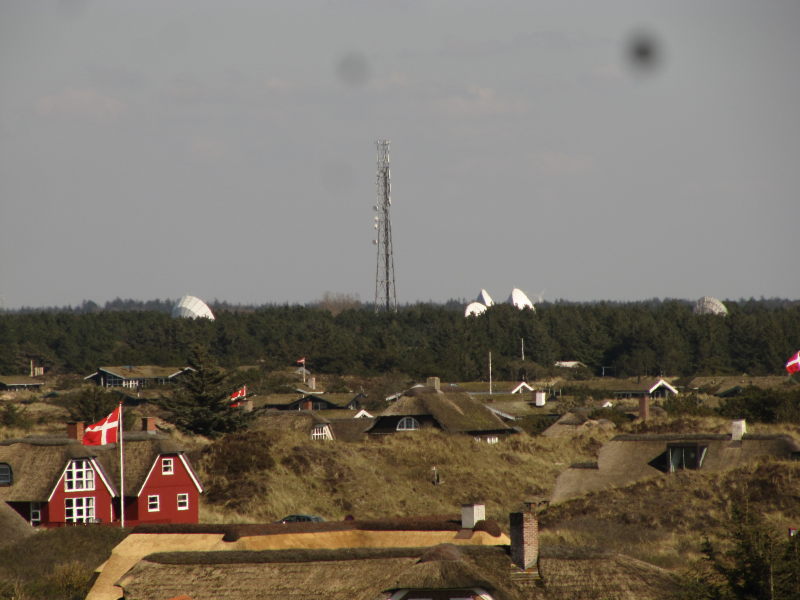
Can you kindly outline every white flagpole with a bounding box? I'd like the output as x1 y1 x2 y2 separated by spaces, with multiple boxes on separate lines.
489 351 493 394
119 401 125 528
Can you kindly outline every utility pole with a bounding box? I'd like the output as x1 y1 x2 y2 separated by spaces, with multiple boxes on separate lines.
373 140 397 313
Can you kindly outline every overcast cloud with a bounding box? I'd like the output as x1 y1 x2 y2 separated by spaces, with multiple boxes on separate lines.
1 1 798 308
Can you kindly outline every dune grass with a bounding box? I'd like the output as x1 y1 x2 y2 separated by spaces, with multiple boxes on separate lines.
539 460 800 567
194 425 614 525
0 525 128 600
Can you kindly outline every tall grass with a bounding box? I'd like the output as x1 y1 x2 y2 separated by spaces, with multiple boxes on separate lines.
0 526 128 600
194 425 616 525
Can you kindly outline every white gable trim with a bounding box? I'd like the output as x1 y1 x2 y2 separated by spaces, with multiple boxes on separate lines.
510 382 534 394
136 453 203 497
47 457 116 502
354 409 374 419
91 457 117 497
136 457 160 497
178 453 204 493
649 379 678 395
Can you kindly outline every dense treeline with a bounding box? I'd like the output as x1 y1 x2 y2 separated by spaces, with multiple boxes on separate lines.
1 299 799 380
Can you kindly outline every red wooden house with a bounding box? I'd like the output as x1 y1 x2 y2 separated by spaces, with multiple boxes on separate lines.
0 418 203 527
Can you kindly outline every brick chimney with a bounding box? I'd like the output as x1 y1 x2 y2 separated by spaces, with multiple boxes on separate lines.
141 417 157 433
426 376 441 392
461 503 485 529
66 422 84 440
639 395 650 421
511 500 547 571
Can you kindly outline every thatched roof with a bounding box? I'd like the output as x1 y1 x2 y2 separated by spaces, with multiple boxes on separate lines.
385 544 519 599
0 439 96 501
90 518 510 600
115 540 679 600
97 366 189 379
541 412 616 438
538 546 679 600
375 388 515 434
130 515 502 540
327 418 375 442
0 433 192 501
253 411 320 431
249 393 302 408
92 434 191 495
680 375 791 395
117 545 529 600
0 375 44 388
551 432 800 503
301 393 362 408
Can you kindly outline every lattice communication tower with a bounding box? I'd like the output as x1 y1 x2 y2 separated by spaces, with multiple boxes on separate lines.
373 140 397 312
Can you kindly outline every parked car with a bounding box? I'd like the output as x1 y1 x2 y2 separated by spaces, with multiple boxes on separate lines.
276 514 324 523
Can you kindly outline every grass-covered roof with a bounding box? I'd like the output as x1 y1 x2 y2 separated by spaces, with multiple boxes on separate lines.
377 387 515 434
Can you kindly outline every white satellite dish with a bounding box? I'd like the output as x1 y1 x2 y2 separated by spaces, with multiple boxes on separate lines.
476 289 495 307
464 302 488 317
172 295 215 320
507 288 535 311
694 296 728 316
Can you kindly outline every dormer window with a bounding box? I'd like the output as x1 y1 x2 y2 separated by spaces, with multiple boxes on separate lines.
668 444 707 471
0 463 11 486
65 459 95 491
311 425 330 440
162 458 174 475
397 417 420 431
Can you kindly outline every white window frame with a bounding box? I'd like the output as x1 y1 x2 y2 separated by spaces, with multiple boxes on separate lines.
65 497 95 523
311 425 330 440
396 416 420 431
162 457 174 475
177 493 189 511
148 494 160 512
65 459 95 492
0 463 12 485
30 502 42 525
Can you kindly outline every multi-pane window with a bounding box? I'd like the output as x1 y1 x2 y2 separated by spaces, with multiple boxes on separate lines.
311 425 329 440
0 463 11 485
65 459 95 491
396 417 420 431
177 493 189 511
162 458 174 475
65 497 95 523
148 495 160 512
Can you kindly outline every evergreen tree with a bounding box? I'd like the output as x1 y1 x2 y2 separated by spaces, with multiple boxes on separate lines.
680 502 800 600
67 386 121 424
160 346 251 438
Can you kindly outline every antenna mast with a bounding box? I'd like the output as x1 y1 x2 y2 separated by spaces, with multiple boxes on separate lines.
373 139 397 312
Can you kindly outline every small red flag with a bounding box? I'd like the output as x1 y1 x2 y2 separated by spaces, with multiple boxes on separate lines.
229 385 247 407
786 351 800 375
296 357 306 365
83 405 121 445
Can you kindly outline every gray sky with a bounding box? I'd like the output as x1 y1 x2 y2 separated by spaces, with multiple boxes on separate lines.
1 1 799 309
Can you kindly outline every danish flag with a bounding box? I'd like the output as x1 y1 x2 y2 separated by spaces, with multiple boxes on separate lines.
786 351 800 375
296 357 306 365
230 385 247 408
83 404 121 445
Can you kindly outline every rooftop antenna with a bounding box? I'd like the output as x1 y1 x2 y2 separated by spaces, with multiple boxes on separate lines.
373 139 397 313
